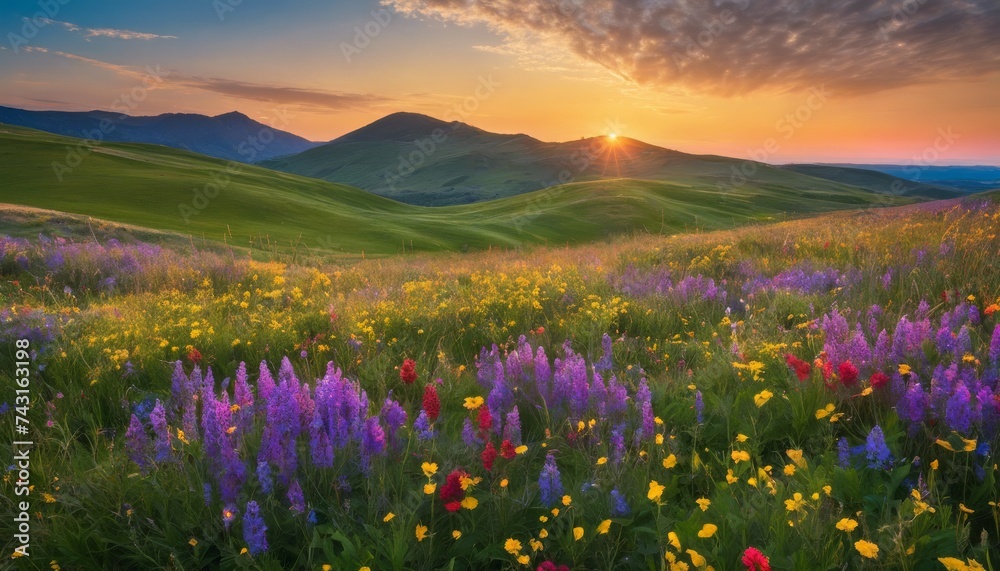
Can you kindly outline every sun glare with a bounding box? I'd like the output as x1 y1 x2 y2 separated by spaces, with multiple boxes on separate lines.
608 133 618 141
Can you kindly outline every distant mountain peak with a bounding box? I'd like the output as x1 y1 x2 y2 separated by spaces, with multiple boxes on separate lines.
214 110 252 121
334 112 474 144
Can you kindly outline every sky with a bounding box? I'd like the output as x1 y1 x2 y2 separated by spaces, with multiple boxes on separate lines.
1 0 998 165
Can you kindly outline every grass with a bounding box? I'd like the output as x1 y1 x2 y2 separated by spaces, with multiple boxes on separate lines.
1 124 917 257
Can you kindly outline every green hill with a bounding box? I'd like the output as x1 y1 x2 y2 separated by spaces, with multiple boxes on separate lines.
779 164 963 200
0 124 918 255
261 112 948 207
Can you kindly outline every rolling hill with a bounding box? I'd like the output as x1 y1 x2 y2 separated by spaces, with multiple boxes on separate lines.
778 164 963 200
0 123 919 256
0 105 320 162
261 112 955 206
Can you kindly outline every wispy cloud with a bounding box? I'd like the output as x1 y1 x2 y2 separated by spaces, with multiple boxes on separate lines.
24 47 394 111
35 18 177 40
385 0 1000 96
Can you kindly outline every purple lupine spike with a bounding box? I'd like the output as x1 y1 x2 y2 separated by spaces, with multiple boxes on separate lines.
190 365 204 398
503 406 522 446
865 425 892 470
413 410 435 441
837 437 852 468
462 417 480 447
379 393 408 449
945 384 973 434
590 370 607 417
218 439 246 505
257 360 276 404
125 413 151 472
989 325 1000 364
242 500 268 555
257 362 301 485
256 461 273 494
200 377 223 463
606 375 628 417
360 416 386 475
641 395 655 438
568 354 590 418
278 356 295 386
287 480 306 514
487 372 513 432
169 360 188 420
150 399 172 463
538 452 564 507
505 349 524 384
534 346 551 400
897 381 928 426
309 408 334 468
203 482 213 506
610 423 625 465
610 486 630 517
595 333 613 372
296 380 315 434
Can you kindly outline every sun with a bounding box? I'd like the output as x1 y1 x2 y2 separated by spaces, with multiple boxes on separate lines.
608 133 618 141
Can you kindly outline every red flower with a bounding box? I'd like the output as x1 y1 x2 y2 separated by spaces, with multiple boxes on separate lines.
477 406 492 437
187 347 202 364
870 372 890 390
481 441 498 471
500 439 517 460
537 563 570 571
838 360 859 387
422 384 440 421
440 469 466 508
400 358 417 384
741 547 771 571
784 353 812 381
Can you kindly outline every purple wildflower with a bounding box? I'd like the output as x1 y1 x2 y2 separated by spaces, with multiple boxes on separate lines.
150 399 171 463
595 333 613 372
538 452 564 508
837 437 851 468
610 486 631 517
242 501 268 556
503 406 522 446
256 461 273 495
865 425 892 470
694 391 704 424
287 480 306 514
945 384 973 434
124 413 150 472
414 410 435 441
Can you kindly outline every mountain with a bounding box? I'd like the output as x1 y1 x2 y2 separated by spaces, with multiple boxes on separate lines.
0 105 320 162
778 164 963 200
260 112 957 207
827 164 1000 194
0 124 918 255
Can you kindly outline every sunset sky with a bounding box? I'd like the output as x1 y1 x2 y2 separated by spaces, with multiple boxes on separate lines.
1 0 998 164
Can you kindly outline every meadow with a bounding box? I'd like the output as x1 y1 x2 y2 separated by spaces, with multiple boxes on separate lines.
1 197 999 570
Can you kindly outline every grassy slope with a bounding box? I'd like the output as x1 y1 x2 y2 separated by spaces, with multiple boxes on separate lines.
0 124 917 255
779 164 963 200
262 117 943 207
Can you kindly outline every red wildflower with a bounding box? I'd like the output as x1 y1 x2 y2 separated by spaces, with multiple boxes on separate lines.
187 347 202 364
422 384 440 421
784 353 812 381
741 547 771 571
477 406 492 438
481 441 498 471
870 372 890 390
537 563 570 571
500 439 517 460
838 360 859 387
440 469 466 508
400 359 417 384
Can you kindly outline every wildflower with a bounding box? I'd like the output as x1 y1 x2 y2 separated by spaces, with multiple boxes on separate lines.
242 501 268 556
945 385 973 433
726 470 738 484
854 539 879 559
287 480 305 514
150 400 171 463
610 487 631 516
815 403 835 419
838 361 859 387
753 390 773 407
505 538 523 555
865 425 892 470
501 439 518 460
482 441 498 471
422 384 441 422
786 449 807 468
696 498 711 511
694 391 704 424
697 523 717 538
647 480 665 503
125 414 151 471
518 555 530 565
424 483 437 495
668 531 681 551
415 524 428 542
383 512 395 523
538 453 564 507
400 359 417 384
452 530 462 539
597 456 608 465
736 434 749 442
836 518 858 532
414 410 435 441
504 406 523 445
461 496 479 510
597 519 611 534
477 406 493 438
785 354 812 381
741 547 771 571
422 462 438 478
732 450 750 463
784 492 806 512
938 557 985 571
464 396 484 410
440 469 467 511
223 505 237 530
870 372 889 390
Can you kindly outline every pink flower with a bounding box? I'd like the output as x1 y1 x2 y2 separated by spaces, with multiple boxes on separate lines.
741 547 771 571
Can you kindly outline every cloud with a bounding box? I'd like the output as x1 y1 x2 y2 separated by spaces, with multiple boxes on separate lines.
384 0 1000 96
35 18 177 40
25 48 393 111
